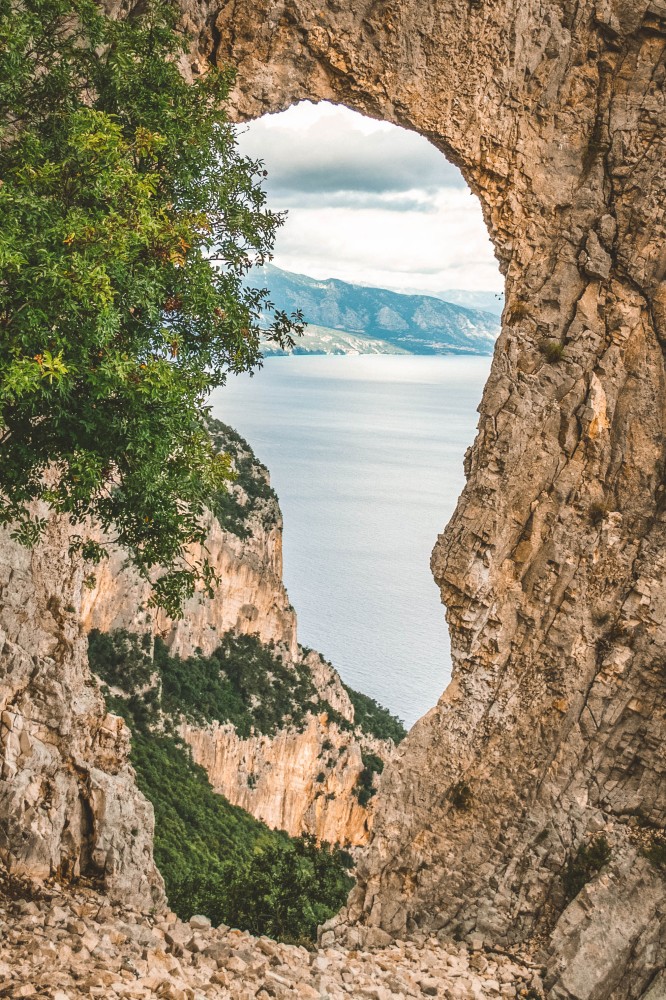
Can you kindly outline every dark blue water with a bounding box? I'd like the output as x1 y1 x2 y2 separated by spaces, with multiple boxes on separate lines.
209 355 490 727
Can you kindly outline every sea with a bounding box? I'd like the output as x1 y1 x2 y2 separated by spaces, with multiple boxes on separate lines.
209 354 491 729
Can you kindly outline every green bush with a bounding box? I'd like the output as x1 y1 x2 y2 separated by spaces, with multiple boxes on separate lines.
354 751 385 807
157 633 317 737
563 835 612 902
342 683 407 744
208 419 279 540
102 686 352 942
539 339 565 363
90 628 318 738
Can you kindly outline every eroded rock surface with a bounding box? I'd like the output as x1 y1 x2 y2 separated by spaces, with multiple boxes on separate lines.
0 517 164 911
181 649 390 846
174 0 666 994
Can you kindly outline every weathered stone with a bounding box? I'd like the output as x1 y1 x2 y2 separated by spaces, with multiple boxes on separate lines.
0 517 164 912
188 915 211 932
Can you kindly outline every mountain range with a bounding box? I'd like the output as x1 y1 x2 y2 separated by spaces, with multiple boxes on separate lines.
253 264 501 356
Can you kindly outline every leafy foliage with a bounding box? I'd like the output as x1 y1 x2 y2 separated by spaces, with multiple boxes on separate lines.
353 751 384 808
207 418 279 540
177 834 353 944
90 640 353 942
342 683 406 744
89 628 317 738
0 0 302 616
563 835 612 902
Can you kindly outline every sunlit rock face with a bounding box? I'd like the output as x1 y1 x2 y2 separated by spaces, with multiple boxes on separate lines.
177 0 666 994
0 516 165 912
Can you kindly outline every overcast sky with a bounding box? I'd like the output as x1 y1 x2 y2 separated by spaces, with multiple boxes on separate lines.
235 101 502 296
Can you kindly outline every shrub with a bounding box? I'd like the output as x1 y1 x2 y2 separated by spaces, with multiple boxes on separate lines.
341 683 407 744
447 780 473 811
208 419 279 540
563 835 611 902
354 751 385 808
540 339 565 362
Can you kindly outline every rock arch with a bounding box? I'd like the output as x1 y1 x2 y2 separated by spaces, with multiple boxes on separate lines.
187 1 666 995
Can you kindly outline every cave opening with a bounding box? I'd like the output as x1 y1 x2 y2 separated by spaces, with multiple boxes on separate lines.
209 100 503 728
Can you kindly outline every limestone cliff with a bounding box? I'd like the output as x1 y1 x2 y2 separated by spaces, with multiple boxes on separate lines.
180 648 394 847
81 421 297 660
177 0 666 996
83 421 401 848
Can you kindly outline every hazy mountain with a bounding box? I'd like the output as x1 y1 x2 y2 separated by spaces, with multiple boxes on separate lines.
253 264 500 356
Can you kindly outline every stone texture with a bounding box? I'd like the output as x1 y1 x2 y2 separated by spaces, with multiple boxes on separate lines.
0 866 541 1000
0 515 164 911
172 0 666 994
81 457 297 660
181 701 384 846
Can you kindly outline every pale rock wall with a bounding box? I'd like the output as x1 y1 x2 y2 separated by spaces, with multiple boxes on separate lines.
82 435 389 848
180 646 391 847
81 500 297 660
181 713 376 847
179 0 666 995
0 516 164 911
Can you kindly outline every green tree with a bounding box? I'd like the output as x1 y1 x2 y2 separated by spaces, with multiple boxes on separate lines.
0 0 301 615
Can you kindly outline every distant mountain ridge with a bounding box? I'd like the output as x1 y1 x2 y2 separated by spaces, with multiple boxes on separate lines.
254 264 500 356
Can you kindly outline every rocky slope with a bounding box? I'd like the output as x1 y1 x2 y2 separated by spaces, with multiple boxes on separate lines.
0 865 549 1000
174 0 666 995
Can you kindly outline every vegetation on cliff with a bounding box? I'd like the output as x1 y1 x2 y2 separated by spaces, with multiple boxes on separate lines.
0 0 301 616
89 629 317 737
342 684 406 744
90 629 407 746
207 418 280 540
89 631 353 942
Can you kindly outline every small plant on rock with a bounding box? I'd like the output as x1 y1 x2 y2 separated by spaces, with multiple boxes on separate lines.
447 780 473 812
641 833 666 871
589 502 608 526
563 834 611 902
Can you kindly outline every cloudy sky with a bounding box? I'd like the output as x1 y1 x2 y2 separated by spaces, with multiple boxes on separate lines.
235 101 502 297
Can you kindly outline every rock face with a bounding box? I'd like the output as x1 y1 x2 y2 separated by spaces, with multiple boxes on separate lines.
171 0 666 995
0 515 164 911
181 649 389 846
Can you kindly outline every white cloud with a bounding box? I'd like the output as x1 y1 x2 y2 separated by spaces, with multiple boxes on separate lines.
236 102 502 295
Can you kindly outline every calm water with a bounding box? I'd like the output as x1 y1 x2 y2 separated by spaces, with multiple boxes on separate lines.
209 355 490 728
